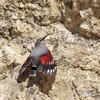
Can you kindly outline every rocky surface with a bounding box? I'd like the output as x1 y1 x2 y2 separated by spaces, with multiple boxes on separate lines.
0 0 100 100
62 0 100 38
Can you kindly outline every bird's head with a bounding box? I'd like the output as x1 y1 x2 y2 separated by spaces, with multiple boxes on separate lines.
35 34 49 47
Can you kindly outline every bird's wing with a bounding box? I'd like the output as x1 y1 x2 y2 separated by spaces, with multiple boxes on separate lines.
38 50 57 76
19 56 34 75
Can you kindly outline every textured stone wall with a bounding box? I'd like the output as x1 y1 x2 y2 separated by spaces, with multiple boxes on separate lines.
0 0 100 100
62 0 100 38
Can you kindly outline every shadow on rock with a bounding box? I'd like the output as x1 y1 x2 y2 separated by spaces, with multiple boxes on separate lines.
27 71 56 94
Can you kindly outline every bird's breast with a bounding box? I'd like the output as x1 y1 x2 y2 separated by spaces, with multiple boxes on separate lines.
31 47 48 57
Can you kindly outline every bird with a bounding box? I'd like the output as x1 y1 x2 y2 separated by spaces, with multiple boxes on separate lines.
19 34 57 77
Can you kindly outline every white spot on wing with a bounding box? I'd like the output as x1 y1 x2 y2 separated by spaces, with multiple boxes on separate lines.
50 69 52 74
53 69 55 73
47 69 50 74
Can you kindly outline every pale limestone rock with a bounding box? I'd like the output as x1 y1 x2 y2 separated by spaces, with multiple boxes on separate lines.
11 12 19 20
18 2 25 8
67 68 100 100
0 22 100 100
0 0 6 6
0 0 100 100
0 44 22 80
31 0 61 25
62 0 100 38
80 8 93 18
27 3 42 10
16 20 32 33
80 15 100 38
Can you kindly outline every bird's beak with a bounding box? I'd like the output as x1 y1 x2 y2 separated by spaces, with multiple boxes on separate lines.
41 34 49 41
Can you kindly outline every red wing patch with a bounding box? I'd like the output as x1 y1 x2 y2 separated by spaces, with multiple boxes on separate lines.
39 50 57 76
40 50 53 65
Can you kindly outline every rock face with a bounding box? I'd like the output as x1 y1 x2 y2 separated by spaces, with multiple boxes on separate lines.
62 0 100 38
0 0 100 100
